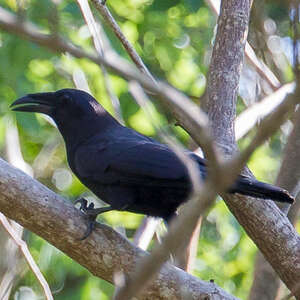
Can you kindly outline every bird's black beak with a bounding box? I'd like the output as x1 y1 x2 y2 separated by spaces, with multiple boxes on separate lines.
10 92 55 115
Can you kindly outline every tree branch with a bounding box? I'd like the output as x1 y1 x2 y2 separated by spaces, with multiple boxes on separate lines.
204 0 300 297
235 83 295 140
90 0 156 83
0 6 219 168
204 0 250 154
0 214 53 300
0 157 237 300
249 98 300 300
205 0 280 90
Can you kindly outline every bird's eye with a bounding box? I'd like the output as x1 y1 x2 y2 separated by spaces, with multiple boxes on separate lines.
57 93 83 117
60 94 73 104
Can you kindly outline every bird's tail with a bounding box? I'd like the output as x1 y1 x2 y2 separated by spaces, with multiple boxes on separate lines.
228 176 294 204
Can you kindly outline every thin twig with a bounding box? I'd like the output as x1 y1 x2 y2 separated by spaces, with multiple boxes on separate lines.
0 214 53 300
235 82 295 140
91 0 156 83
229 87 300 179
0 6 219 169
0 118 35 300
72 67 92 93
132 217 160 250
77 0 123 123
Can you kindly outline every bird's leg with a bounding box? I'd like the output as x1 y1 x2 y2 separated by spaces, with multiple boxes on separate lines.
74 198 115 240
84 205 115 216
74 197 132 239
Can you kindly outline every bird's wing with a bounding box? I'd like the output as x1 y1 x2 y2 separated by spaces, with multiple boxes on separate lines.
74 139 197 186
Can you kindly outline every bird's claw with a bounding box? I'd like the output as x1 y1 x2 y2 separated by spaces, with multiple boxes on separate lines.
74 197 87 211
74 198 97 240
75 198 95 214
74 199 114 239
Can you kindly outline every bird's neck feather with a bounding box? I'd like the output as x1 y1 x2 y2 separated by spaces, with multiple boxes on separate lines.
57 113 119 149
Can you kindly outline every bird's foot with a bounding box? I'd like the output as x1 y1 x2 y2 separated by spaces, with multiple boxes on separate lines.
74 198 114 240
75 198 95 213
75 198 114 216
74 198 97 240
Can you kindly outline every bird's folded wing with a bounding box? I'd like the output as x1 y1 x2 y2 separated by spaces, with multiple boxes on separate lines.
74 140 190 186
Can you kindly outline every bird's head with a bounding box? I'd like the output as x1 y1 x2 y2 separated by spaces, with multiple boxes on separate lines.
11 89 118 146
11 88 106 120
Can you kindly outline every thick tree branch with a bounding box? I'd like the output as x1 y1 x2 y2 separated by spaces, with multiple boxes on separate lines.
204 0 250 155
204 0 300 297
249 101 300 300
115 76 300 298
0 158 237 300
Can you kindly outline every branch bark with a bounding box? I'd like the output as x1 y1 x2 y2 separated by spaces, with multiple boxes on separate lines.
205 0 280 90
249 104 300 300
204 0 300 298
0 158 237 300
204 0 250 155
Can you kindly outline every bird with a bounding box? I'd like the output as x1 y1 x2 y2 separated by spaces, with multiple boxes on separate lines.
11 89 294 238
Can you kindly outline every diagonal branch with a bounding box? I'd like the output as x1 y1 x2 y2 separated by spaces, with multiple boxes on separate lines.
204 0 300 298
0 6 219 169
114 73 300 298
90 0 156 83
0 214 53 300
235 82 295 140
0 157 237 300
77 0 124 123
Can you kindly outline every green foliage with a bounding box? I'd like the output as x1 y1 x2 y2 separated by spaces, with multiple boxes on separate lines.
0 0 294 299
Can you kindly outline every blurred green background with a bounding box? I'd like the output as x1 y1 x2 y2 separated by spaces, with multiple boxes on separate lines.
0 0 296 299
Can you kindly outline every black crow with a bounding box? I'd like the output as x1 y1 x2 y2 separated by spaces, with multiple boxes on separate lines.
11 89 294 238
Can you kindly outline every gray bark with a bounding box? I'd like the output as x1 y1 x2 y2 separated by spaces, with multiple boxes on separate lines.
0 158 237 300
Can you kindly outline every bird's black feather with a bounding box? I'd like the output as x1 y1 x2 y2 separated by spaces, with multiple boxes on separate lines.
11 88 294 224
